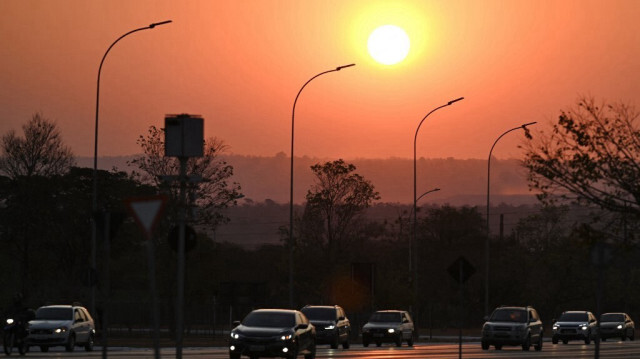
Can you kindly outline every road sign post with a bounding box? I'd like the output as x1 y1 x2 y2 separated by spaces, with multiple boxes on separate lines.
448 256 476 359
164 114 204 359
124 195 167 359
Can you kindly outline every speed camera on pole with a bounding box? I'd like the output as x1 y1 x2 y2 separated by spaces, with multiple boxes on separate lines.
165 114 204 158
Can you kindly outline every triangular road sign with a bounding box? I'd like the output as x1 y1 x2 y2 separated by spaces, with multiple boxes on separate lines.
124 195 168 240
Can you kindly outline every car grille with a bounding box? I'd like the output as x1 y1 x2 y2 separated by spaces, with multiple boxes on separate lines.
30 329 53 335
494 326 512 332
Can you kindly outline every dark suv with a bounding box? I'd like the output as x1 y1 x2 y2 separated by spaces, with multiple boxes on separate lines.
481 306 543 351
552 311 597 344
300 305 350 349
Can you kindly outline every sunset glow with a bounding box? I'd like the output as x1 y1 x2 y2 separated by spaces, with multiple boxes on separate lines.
0 1 639 161
367 25 410 65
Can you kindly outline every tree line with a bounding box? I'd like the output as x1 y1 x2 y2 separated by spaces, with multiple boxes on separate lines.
1 97 639 337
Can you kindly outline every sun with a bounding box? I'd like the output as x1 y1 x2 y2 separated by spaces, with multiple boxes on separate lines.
367 25 411 65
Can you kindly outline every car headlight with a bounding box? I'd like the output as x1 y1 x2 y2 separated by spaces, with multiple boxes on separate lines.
552 325 559 330
230 332 239 339
617 324 623 329
281 334 293 340
581 325 588 331
388 328 395 333
324 325 335 330
6 318 13 325
54 327 68 334
483 324 492 332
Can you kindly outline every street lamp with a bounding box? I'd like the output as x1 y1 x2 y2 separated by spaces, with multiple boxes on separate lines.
412 97 463 312
91 20 172 316
289 64 355 308
484 121 536 316
408 187 440 279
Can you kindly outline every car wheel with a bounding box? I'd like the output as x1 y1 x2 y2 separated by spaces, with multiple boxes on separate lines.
585 332 591 345
622 332 627 341
286 343 298 359
362 339 369 347
522 334 531 351
85 333 95 351
304 342 316 359
534 333 543 351
481 341 489 350
562 339 568 344
630 330 635 341
330 339 338 349
395 335 402 347
602 337 607 342
65 333 76 352
407 336 414 347
495 344 502 350
4 331 15 355
17 339 27 356
552 336 558 344
229 353 241 359
40 346 49 352
375 341 381 347
342 337 350 349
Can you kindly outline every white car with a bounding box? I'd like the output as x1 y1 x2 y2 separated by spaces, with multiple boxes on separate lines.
26 305 95 352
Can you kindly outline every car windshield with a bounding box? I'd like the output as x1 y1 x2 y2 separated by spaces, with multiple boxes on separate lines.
601 314 624 322
243 311 295 328
301 308 334 321
490 309 527 323
558 313 588 322
369 312 402 323
35 307 72 320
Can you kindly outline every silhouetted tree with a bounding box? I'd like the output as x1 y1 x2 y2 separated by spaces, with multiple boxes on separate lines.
0 113 74 179
522 97 640 216
129 125 242 231
302 159 380 262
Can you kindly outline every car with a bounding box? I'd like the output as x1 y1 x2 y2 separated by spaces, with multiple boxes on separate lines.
228 309 316 359
300 305 350 349
600 312 635 341
361 310 414 347
552 310 597 344
26 304 95 352
481 305 543 351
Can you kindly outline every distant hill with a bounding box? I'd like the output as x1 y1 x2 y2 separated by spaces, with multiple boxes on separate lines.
78 153 536 206
77 154 539 248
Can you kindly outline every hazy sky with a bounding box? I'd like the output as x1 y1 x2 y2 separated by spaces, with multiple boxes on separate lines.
1 0 638 160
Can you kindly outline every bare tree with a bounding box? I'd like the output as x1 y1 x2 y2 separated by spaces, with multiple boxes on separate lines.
522 97 640 217
0 113 75 178
129 125 242 231
301 159 380 262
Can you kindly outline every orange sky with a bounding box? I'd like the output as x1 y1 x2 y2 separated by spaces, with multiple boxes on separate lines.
1 0 639 161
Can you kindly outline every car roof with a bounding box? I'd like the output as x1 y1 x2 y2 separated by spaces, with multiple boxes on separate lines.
374 310 406 313
38 305 74 309
251 309 298 314
302 305 337 309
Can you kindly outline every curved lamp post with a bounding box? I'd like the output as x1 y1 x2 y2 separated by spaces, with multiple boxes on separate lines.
91 20 171 318
412 98 463 315
289 64 355 307
484 121 536 316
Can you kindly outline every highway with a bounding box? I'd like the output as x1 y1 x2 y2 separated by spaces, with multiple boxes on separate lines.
11 340 640 358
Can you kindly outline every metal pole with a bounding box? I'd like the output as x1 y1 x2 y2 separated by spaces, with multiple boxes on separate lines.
91 20 172 316
147 238 161 359
485 121 536 316
413 97 463 313
288 63 355 308
176 156 187 358
101 212 110 359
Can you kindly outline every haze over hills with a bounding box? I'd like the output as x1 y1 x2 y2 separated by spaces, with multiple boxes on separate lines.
78 153 537 206
78 154 539 248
